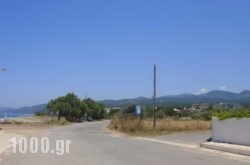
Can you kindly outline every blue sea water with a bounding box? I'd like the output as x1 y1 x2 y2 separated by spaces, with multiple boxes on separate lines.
0 113 34 118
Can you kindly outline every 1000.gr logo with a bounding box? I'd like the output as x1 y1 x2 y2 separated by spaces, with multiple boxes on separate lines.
10 137 71 155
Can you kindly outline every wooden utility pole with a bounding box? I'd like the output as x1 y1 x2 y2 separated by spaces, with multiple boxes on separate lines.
153 64 156 128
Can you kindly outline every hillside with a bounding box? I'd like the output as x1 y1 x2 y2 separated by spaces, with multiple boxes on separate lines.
99 90 250 107
1 90 250 111
0 104 47 114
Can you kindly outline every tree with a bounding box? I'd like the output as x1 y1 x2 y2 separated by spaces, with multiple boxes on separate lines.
47 93 106 121
47 93 82 122
122 105 136 114
82 98 105 120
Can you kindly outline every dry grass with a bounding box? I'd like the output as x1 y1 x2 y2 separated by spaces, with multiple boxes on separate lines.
46 117 70 125
109 116 211 136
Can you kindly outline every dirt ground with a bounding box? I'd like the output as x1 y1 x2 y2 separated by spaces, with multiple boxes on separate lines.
0 116 57 157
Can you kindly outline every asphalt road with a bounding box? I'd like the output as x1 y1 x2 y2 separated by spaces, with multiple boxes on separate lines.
1 121 250 165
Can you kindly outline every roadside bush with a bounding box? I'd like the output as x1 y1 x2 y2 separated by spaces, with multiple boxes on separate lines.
191 110 212 121
11 120 24 125
212 109 250 120
107 108 121 119
47 117 69 125
35 111 48 116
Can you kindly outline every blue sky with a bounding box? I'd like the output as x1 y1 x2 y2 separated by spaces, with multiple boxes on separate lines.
1 0 250 107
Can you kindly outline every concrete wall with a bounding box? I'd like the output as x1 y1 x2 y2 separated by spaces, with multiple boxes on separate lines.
212 118 250 146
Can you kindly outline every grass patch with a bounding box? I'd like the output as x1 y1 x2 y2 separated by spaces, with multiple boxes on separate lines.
11 120 24 125
109 116 211 136
47 117 70 125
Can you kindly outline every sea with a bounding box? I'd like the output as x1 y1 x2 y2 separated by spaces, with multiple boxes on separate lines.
0 113 34 119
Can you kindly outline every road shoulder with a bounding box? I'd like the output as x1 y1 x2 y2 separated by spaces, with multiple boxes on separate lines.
201 142 250 156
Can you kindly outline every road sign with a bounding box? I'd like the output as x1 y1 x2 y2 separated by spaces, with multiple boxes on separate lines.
136 106 141 115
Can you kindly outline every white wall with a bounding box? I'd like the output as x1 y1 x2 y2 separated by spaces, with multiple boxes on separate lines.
212 118 250 146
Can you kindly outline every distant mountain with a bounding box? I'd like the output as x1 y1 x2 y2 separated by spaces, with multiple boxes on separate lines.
100 97 152 107
99 90 250 107
239 90 250 97
201 90 237 99
0 104 47 114
0 107 14 112
2 90 250 111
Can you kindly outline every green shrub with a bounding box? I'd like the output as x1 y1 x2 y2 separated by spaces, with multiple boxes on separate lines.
212 109 250 120
47 117 69 125
15 121 24 125
35 111 48 116
59 117 69 125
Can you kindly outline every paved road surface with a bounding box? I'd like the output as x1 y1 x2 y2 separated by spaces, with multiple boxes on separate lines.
1 121 250 165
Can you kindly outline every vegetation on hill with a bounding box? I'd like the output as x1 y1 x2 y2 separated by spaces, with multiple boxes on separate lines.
113 104 212 121
99 90 250 108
